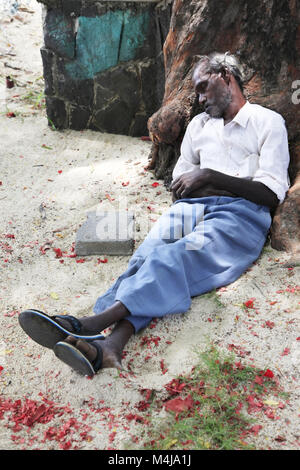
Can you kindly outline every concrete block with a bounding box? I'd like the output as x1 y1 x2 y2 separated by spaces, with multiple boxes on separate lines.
75 210 135 256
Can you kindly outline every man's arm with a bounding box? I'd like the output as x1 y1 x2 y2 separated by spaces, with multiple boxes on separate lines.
171 168 279 209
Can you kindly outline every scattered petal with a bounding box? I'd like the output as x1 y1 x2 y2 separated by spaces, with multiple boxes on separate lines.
249 425 262 436
263 369 274 378
281 348 290 356
244 298 255 309
164 395 194 413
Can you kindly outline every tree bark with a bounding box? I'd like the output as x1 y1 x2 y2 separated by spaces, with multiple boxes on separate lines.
147 0 300 252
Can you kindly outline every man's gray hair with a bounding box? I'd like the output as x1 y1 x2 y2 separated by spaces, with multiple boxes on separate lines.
194 52 244 92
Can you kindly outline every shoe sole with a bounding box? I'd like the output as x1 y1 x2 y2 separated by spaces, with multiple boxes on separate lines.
54 342 95 376
18 310 67 349
18 310 105 349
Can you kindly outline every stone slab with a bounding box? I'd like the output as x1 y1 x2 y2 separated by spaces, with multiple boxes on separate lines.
75 210 135 256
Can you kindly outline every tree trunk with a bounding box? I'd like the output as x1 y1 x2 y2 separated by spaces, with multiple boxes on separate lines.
147 0 300 252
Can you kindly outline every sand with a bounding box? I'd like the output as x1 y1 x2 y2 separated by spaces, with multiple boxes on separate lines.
0 1 299 451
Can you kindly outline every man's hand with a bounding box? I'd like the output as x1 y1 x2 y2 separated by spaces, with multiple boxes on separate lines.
170 168 279 209
171 168 213 199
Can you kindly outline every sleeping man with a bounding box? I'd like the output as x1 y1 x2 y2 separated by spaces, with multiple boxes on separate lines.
19 52 290 376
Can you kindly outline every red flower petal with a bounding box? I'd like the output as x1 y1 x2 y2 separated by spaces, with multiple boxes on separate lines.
264 408 275 419
249 424 262 435
164 395 194 413
281 348 290 356
264 321 275 329
60 440 72 450
263 369 274 378
254 375 264 385
53 247 63 258
244 298 255 308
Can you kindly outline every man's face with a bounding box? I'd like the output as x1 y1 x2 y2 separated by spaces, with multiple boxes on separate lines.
193 66 232 118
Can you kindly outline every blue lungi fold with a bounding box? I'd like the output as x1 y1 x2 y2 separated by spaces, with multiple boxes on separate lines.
93 196 271 332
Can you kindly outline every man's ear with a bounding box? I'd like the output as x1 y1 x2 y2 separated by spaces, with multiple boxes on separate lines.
221 67 230 84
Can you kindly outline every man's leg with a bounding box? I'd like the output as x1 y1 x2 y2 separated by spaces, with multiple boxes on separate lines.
56 301 130 335
19 201 197 352
49 200 207 371
114 197 271 325
55 197 271 372
91 200 206 332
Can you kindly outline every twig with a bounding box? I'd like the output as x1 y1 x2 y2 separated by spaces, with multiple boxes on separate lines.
251 281 266 297
18 7 35 13
0 52 16 57
4 63 21 70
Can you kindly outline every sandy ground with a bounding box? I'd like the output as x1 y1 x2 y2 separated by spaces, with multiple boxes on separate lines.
0 1 299 451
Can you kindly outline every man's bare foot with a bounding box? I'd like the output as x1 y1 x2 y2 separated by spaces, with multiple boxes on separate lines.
59 319 135 373
65 336 123 370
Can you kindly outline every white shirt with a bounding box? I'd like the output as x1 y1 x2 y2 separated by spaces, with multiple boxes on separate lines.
172 101 290 203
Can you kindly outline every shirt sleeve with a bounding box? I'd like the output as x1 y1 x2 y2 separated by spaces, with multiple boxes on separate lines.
172 120 201 181
252 115 290 204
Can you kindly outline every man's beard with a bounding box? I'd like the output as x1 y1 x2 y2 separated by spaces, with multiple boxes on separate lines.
205 88 232 118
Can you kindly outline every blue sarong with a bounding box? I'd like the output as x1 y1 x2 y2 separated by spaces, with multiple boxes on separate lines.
93 197 271 332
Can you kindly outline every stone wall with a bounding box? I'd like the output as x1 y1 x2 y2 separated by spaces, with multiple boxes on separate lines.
37 0 171 135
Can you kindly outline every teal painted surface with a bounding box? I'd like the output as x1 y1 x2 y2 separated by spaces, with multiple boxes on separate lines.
46 11 75 60
65 10 150 80
118 10 150 62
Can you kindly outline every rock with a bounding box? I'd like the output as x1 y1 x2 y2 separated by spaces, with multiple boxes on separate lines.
69 104 91 130
45 96 67 129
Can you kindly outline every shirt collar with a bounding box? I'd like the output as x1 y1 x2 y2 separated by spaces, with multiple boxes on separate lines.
231 100 251 128
203 101 251 127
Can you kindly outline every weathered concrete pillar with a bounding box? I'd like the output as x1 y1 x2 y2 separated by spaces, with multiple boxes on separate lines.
37 0 172 135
